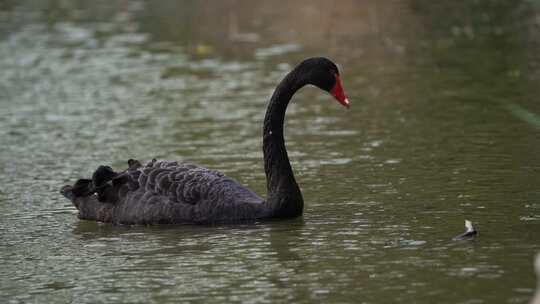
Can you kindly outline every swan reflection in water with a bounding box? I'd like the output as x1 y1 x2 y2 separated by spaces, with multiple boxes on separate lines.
70 218 309 301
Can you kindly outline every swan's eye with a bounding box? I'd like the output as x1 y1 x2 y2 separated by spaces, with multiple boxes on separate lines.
329 73 350 108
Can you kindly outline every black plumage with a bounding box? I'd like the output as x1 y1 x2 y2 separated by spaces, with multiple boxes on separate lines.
61 57 348 224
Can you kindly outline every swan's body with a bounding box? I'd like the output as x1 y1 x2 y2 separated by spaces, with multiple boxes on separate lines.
61 57 349 224
62 160 270 224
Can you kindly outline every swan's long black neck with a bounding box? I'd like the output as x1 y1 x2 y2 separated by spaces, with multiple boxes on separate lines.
263 69 306 218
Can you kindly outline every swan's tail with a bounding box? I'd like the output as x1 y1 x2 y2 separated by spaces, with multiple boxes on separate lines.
60 159 142 212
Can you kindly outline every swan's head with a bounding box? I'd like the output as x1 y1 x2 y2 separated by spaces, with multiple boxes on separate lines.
297 57 350 108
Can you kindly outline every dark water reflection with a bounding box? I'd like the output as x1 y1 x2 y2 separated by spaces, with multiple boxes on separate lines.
1 0 540 303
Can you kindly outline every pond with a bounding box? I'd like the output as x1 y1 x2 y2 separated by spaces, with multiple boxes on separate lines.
0 1 539 303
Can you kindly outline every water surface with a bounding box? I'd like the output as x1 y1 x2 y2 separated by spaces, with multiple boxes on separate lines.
1 1 540 303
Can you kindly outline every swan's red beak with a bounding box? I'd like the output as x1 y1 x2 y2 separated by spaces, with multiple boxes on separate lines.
330 74 350 108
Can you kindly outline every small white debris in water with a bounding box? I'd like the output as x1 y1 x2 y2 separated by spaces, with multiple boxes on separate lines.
465 220 474 232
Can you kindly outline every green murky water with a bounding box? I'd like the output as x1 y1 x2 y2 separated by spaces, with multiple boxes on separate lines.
1 1 539 303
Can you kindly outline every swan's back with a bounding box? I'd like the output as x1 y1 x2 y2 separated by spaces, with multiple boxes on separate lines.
61 159 268 224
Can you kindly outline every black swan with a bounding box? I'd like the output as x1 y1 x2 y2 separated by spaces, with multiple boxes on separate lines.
61 57 350 224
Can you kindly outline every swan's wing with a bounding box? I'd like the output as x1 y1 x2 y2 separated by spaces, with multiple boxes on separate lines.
62 159 267 224
133 160 262 206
